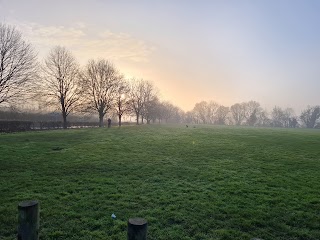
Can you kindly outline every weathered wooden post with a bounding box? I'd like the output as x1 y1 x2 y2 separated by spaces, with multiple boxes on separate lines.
18 200 39 240
127 218 147 240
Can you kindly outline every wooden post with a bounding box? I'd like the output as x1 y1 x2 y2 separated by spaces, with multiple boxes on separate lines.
18 200 39 240
127 218 147 240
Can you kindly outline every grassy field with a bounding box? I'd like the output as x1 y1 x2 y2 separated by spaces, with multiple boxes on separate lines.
0 125 320 240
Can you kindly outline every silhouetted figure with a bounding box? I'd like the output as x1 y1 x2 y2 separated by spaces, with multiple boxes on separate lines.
186 125 188 128
107 118 111 128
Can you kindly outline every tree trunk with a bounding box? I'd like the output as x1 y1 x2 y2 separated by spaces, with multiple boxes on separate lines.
62 112 67 129
118 114 122 127
136 113 139 125
60 96 68 129
99 112 104 127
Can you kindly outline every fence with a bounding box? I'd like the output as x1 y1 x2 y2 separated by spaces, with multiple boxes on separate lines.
17 200 147 240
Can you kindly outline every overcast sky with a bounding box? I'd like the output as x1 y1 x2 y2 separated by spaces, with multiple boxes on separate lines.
1 0 320 112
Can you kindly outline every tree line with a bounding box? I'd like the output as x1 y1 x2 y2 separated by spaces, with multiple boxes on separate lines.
187 100 319 128
1 23 319 129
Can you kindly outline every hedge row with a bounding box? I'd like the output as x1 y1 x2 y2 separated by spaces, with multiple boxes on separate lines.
0 121 101 132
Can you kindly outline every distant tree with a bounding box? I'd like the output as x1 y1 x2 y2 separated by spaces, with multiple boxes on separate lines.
271 106 285 127
159 101 174 123
271 106 295 128
243 101 261 126
289 117 298 128
41 46 81 129
128 78 150 125
230 103 245 125
215 106 229 125
193 101 208 124
256 109 271 127
283 108 295 128
113 78 130 126
81 59 122 127
147 97 161 123
300 106 320 128
0 23 37 105
206 101 219 124
171 106 184 123
140 81 157 124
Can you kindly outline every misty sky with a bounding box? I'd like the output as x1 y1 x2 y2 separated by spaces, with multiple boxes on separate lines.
1 0 320 113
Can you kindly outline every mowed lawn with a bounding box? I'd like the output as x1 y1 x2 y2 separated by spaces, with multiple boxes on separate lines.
0 125 320 240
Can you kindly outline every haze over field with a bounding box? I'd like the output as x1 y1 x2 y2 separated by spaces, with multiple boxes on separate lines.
1 0 320 112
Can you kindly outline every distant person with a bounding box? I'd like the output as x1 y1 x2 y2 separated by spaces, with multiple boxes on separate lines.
107 118 111 128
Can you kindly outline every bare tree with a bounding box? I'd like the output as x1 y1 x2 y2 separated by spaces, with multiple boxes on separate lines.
141 81 157 124
206 101 219 124
272 107 295 128
143 96 160 124
0 23 37 105
256 109 271 127
215 106 229 125
283 108 295 128
160 101 175 123
271 106 285 127
128 78 152 125
81 59 121 127
193 101 208 124
113 78 130 126
230 103 245 125
244 100 261 126
41 46 81 129
300 106 320 128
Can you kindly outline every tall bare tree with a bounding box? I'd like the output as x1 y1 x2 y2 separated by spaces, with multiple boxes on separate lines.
159 101 174 123
257 109 271 127
140 81 157 124
215 105 229 125
244 100 261 126
193 101 208 124
41 46 81 129
272 106 295 127
113 78 130 126
0 23 37 105
128 78 151 125
206 101 219 124
81 59 122 127
230 103 245 125
271 106 285 127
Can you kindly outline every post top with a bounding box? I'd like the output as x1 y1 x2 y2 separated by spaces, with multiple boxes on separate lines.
18 200 38 208
128 218 147 226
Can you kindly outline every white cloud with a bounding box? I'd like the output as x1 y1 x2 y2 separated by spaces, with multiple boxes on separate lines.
13 21 155 64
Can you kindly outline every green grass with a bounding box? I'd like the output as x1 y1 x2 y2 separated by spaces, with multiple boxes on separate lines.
1 125 320 239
